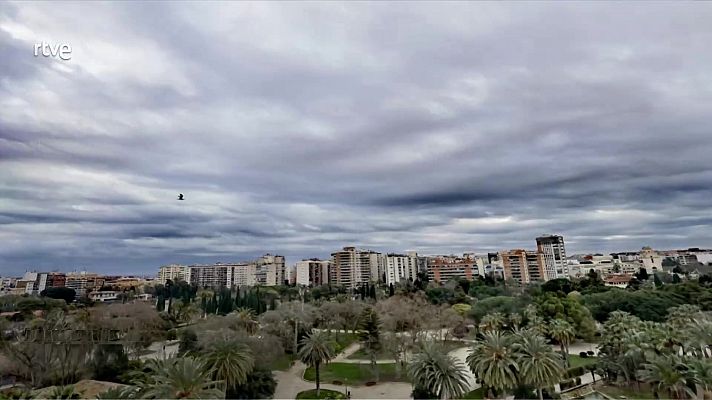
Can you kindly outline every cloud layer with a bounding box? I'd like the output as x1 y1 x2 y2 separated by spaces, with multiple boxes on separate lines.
2 2 712 275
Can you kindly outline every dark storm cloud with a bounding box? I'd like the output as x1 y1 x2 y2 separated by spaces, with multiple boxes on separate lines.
1 2 712 275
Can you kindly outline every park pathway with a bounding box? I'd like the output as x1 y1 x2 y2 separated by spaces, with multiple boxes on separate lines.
139 340 179 361
273 360 413 399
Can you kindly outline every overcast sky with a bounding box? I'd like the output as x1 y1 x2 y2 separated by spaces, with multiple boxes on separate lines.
2 2 712 275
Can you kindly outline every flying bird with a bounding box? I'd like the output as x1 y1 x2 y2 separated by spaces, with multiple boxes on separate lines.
178 194 184 201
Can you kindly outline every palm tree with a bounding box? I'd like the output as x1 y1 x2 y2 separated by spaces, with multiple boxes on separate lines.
548 319 575 367
408 341 470 400
47 386 79 399
513 332 564 400
96 386 138 400
508 313 523 330
523 305 547 336
667 305 702 330
639 355 694 400
687 358 712 400
143 358 223 399
480 312 506 333
202 340 255 397
466 330 518 397
298 330 336 396
684 319 712 358
234 307 259 335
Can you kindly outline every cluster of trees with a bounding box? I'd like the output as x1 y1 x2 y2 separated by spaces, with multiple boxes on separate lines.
0 303 168 388
8 266 712 399
39 287 77 304
197 287 277 316
596 305 712 399
97 348 275 400
0 294 66 315
582 280 712 322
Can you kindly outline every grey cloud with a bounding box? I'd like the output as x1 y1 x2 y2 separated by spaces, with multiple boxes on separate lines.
1 2 712 275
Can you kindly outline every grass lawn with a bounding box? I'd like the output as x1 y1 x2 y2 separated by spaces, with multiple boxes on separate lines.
346 348 391 360
295 389 346 399
461 387 486 399
345 339 468 360
332 332 359 354
595 383 656 399
568 354 597 368
268 353 294 371
303 363 408 386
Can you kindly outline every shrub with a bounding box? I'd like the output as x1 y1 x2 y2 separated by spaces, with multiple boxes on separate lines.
559 379 574 390
226 368 277 399
579 351 588 358
412 386 438 400
565 366 585 379
587 350 594 355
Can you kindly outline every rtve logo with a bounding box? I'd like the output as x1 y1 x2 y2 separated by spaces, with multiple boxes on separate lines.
34 42 72 60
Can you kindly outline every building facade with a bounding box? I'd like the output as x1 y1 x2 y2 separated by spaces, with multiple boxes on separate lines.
427 255 476 283
330 247 384 288
536 235 568 280
158 264 189 284
640 247 663 272
500 249 544 284
384 253 418 285
65 272 104 297
295 259 331 286
255 254 286 286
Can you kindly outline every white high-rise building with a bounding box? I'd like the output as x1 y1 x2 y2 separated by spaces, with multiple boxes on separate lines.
186 263 258 288
158 264 188 284
384 253 418 285
295 259 330 286
536 235 568 280
227 263 257 287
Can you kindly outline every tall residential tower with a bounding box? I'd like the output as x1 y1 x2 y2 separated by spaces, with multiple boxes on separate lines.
536 234 567 280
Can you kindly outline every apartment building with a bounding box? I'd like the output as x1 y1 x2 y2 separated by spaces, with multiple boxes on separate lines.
187 264 229 288
536 235 568 280
14 272 67 295
0 277 16 295
427 254 476 283
384 253 418 285
255 254 286 286
640 247 663 272
157 264 188 284
295 259 330 286
500 249 544 284
330 247 384 288
66 272 104 296
228 263 257 287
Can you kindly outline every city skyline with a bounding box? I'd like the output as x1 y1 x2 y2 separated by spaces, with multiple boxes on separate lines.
3 240 709 277
3 3 712 275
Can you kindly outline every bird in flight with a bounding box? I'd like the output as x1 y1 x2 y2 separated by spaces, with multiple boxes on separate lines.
178 194 184 201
